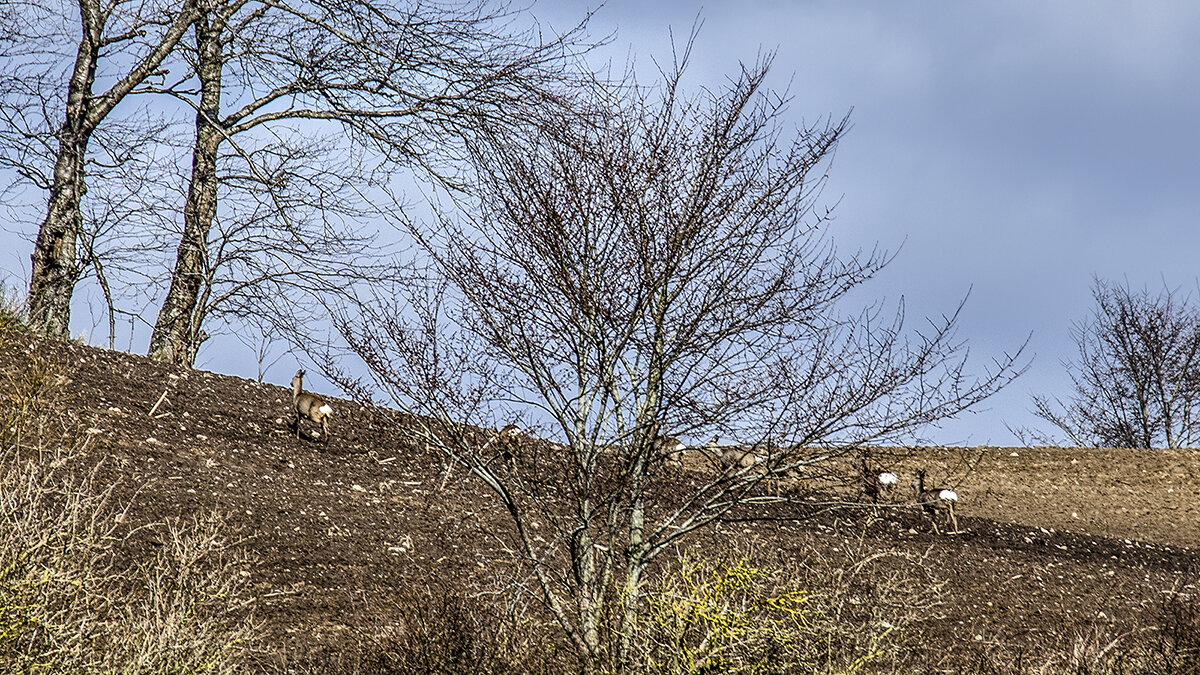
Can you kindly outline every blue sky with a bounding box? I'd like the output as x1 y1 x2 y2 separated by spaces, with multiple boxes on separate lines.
4 2 1199 444
532 1 1200 444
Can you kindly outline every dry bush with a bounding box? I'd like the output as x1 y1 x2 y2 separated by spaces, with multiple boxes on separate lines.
0 447 256 674
269 584 572 675
367 590 568 675
0 334 255 674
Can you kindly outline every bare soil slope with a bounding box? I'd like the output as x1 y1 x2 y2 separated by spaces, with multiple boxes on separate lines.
4 333 1198 669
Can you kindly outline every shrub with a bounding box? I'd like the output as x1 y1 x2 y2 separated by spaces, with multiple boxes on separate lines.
0 339 255 674
632 555 810 673
629 539 942 675
0 447 256 674
271 584 572 675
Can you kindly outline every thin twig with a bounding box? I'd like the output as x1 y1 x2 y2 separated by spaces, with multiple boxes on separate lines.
148 389 168 416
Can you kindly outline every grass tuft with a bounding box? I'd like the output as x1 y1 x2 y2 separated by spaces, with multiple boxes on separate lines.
0 281 28 335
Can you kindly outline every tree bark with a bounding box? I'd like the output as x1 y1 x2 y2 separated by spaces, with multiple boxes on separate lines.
28 125 93 339
617 491 646 675
147 3 224 365
25 0 197 339
26 6 102 339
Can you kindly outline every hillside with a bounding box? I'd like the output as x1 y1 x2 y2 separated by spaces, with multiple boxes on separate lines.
3 332 1199 671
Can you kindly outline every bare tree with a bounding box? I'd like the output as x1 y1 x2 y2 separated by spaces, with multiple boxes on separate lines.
1028 277 1200 448
0 0 198 339
145 0 597 366
332 50 1025 673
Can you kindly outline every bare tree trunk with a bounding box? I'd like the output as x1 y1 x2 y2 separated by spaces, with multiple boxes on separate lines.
574 501 602 668
28 132 91 339
617 496 645 674
23 0 197 339
26 8 102 339
147 4 223 366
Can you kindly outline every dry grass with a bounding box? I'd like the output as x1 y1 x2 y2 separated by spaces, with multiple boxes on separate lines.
966 584 1200 675
0 281 27 335
0 329 256 674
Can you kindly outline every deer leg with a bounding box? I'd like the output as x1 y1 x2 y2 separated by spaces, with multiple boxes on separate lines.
926 505 941 535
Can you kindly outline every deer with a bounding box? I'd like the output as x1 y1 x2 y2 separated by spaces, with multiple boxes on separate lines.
291 370 332 442
495 423 524 463
655 434 688 468
698 435 760 472
720 446 760 471
912 468 959 534
859 457 899 503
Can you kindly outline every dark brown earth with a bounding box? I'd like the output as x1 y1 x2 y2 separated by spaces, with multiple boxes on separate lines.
4 332 1199 671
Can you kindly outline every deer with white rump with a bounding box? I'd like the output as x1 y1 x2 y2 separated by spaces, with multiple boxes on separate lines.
912 468 959 534
291 369 333 442
860 456 899 503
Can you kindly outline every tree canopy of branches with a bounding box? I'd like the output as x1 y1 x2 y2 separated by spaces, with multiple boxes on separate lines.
2 0 198 340
1030 277 1200 449
142 0 591 365
332 50 1025 673
4 0 596 365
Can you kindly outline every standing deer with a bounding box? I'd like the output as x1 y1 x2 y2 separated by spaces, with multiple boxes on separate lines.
655 434 687 468
291 370 332 442
912 469 959 534
860 457 899 503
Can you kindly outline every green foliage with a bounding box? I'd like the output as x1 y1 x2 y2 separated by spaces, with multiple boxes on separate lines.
628 543 930 675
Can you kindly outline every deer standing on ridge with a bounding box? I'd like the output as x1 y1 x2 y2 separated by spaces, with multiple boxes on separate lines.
292 370 332 442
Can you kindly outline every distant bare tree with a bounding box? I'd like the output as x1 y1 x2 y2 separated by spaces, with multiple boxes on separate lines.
0 0 198 339
145 0 597 366
333 49 1025 673
1028 277 1200 449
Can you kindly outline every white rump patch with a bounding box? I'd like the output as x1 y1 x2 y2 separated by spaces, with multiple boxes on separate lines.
319 404 333 416
939 489 958 502
878 472 898 485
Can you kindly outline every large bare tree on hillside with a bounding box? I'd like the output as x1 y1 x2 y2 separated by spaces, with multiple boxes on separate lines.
1028 277 1200 448
0 0 198 339
145 0 596 366
334 52 1026 673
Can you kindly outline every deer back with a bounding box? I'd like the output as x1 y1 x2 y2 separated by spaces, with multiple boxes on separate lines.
296 392 330 421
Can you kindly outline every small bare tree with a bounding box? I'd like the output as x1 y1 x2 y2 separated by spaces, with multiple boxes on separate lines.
0 0 198 339
332 51 1025 673
1028 277 1200 448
